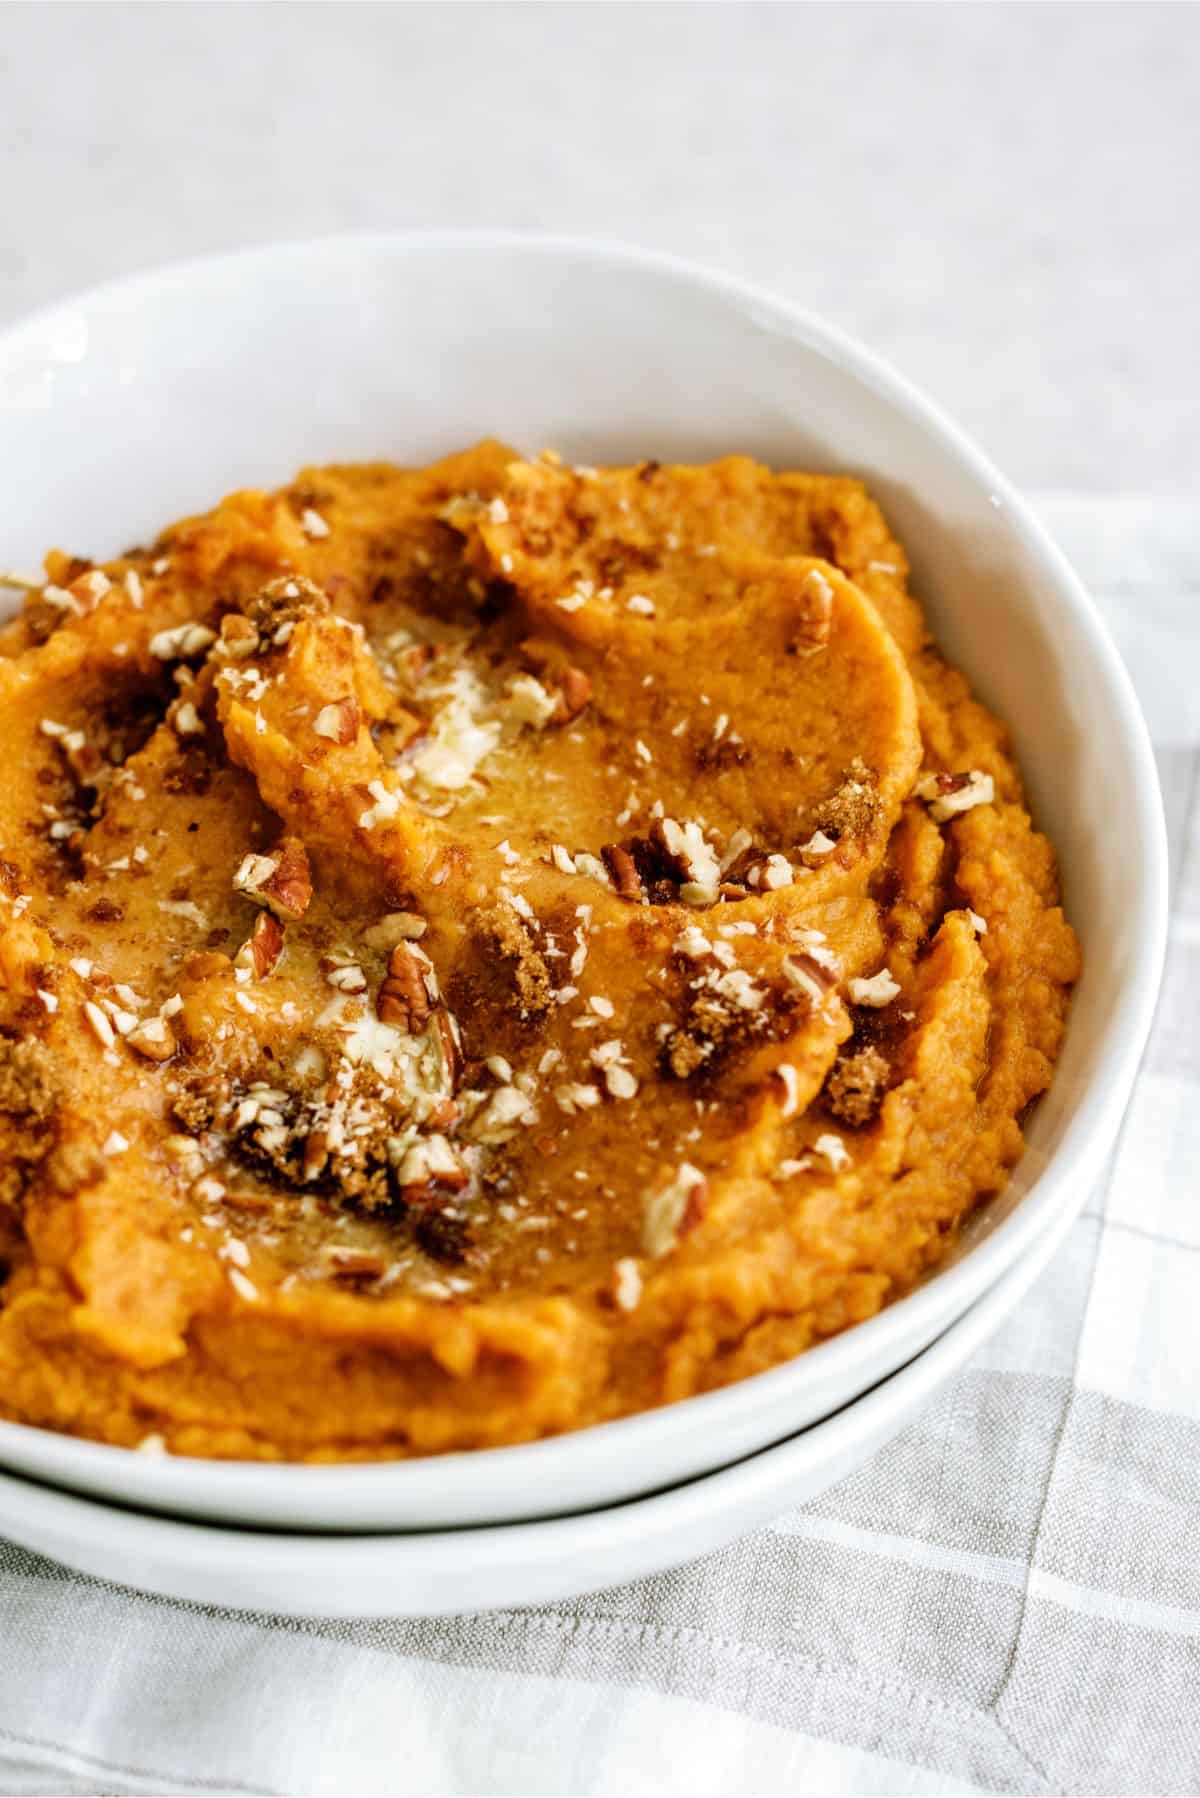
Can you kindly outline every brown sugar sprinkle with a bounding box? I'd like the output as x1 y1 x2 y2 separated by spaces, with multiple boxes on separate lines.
44 1140 107 1195
824 1045 890 1128
0 1039 57 1122
414 1208 472 1265
809 757 880 841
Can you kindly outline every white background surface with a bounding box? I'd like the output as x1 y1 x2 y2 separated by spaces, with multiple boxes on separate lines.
1 1 1195 498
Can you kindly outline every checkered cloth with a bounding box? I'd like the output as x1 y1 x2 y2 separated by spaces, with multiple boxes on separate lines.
1 496 1196 1798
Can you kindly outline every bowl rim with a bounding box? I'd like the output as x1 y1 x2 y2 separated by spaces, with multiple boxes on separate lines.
0 228 1170 1506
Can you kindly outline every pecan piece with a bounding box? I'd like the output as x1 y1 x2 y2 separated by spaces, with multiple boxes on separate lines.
126 1017 177 1062
302 1127 330 1182
325 1247 388 1281
553 666 592 723
313 698 360 745
601 843 643 901
233 836 312 921
642 1163 707 1258
236 910 283 979
67 569 112 613
792 566 834 650
321 956 367 994
432 1011 462 1088
914 769 995 823
378 942 432 1032
650 816 721 890
423 1096 461 1132
393 1134 469 1206
783 951 839 1006
219 614 260 657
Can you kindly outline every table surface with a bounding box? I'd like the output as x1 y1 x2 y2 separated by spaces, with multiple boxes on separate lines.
2 2 1195 498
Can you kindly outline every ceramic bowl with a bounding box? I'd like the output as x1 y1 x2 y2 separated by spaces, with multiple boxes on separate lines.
0 233 1166 1531
0 1186 1080 1618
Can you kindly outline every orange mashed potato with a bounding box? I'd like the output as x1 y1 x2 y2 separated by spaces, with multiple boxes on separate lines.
0 445 1079 1461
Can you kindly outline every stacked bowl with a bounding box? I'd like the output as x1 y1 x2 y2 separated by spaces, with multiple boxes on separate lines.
0 235 1165 1618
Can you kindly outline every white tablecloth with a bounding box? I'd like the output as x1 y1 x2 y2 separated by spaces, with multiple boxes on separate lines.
0 495 1196 1797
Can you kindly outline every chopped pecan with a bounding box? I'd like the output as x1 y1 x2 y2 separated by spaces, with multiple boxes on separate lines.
791 566 834 650
321 956 367 994
302 1128 330 1182
553 666 592 723
378 942 432 1032
149 621 216 661
393 1134 469 1207
783 951 839 1006
400 1182 465 1221
650 816 721 890
847 967 901 1008
362 911 427 951
67 569 111 613
233 836 312 922
313 698 360 745
601 843 643 901
325 1246 388 1281
422 1098 460 1135
238 910 283 979
126 1017 177 1062
914 769 995 823
432 1013 462 1089
219 614 260 657
642 1163 707 1258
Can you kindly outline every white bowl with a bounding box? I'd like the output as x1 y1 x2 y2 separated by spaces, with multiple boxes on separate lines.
0 233 1166 1531
0 1181 1080 1618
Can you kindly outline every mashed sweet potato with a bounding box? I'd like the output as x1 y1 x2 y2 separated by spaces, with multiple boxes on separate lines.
0 445 1079 1460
